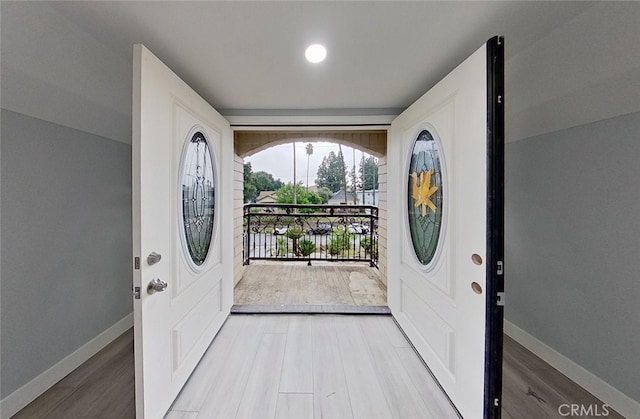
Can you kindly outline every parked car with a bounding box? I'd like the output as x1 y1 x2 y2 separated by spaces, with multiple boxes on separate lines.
273 227 288 235
348 223 370 234
306 224 332 235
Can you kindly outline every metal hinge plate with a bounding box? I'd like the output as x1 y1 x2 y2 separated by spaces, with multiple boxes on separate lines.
497 292 505 307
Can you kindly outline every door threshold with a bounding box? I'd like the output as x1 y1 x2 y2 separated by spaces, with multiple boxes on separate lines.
231 304 391 315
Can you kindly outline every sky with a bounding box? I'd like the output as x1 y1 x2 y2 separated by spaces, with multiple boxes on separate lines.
244 141 372 187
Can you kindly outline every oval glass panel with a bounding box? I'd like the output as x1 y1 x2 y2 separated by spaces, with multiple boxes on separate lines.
180 131 215 266
407 129 444 266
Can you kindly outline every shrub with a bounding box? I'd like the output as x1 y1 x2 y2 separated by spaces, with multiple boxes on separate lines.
328 229 352 255
275 184 323 206
285 227 304 256
298 239 316 257
285 227 303 240
360 236 376 252
360 235 378 259
274 237 288 256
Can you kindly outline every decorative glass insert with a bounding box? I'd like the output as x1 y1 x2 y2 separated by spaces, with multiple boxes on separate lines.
180 131 215 266
407 129 444 266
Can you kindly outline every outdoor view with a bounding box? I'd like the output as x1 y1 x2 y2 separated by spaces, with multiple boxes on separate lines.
235 141 387 310
243 142 380 265
243 141 379 206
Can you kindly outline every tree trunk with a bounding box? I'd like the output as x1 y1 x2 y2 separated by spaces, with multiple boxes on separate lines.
292 142 297 205
338 144 348 204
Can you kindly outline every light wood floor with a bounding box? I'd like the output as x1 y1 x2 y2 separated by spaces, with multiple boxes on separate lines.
501 335 623 419
11 329 135 419
234 263 387 307
167 315 456 419
12 315 623 419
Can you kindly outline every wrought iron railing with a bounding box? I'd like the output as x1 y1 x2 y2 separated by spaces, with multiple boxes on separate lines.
243 203 378 267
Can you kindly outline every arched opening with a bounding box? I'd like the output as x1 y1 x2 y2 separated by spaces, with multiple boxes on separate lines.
232 130 389 311
235 130 386 159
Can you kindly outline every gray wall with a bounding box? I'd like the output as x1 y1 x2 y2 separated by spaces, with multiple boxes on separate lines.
505 110 640 402
0 109 132 398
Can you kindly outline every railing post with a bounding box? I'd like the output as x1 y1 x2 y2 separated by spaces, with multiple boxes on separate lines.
369 207 375 267
245 207 251 265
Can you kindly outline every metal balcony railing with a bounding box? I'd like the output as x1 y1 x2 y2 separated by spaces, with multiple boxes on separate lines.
243 203 378 267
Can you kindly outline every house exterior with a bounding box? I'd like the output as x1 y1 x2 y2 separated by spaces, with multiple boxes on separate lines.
328 189 379 206
255 190 278 204
1 2 639 418
360 189 379 207
327 190 357 205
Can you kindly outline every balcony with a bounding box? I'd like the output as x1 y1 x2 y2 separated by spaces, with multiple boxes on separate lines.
243 203 379 267
236 203 385 313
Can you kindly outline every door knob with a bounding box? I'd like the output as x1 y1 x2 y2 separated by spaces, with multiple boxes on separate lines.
147 278 168 295
147 252 162 265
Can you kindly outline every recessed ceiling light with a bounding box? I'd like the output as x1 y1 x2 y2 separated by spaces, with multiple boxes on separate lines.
305 44 327 64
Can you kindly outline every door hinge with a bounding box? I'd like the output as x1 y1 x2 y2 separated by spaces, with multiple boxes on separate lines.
133 286 141 300
494 397 501 407
497 292 505 307
496 260 503 275
134 257 140 270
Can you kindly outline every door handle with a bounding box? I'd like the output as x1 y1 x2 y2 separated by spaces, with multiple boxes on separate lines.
147 278 168 295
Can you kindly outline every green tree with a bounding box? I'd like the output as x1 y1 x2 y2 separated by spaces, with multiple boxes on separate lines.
275 183 322 205
244 162 284 203
244 162 253 179
316 186 332 204
244 183 257 203
305 143 313 190
338 144 348 203
359 156 379 190
243 162 258 202
350 166 358 204
315 151 346 193
253 171 283 192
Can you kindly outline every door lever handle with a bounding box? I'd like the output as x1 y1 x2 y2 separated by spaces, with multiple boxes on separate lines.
147 252 162 266
147 278 168 295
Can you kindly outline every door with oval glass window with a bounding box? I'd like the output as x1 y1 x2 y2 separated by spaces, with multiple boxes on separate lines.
387 37 504 418
132 44 234 419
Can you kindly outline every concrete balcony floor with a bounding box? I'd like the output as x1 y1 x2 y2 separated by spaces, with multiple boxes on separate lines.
234 261 386 310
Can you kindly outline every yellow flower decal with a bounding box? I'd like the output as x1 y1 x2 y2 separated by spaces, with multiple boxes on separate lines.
411 169 438 217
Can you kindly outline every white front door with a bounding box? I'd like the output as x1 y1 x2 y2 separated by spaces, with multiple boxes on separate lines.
132 44 234 419
387 37 504 418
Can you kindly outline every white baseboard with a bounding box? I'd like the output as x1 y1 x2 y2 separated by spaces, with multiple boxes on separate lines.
0 313 134 419
504 320 640 418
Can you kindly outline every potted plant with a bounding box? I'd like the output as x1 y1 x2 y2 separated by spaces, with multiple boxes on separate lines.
285 227 304 255
298 239 316 265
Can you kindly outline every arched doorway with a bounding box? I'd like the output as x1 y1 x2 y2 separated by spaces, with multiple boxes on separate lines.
232 130 389 309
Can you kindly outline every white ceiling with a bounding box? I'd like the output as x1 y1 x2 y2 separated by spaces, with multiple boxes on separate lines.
2 1 639 144
44 0 594 111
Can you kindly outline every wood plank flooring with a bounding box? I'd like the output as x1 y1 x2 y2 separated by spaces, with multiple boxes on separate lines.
168 315 457 419
501 335 624 419
234 263 387 307
11 316 625 419
11 329 135 419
